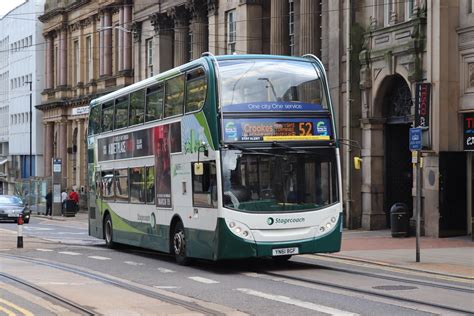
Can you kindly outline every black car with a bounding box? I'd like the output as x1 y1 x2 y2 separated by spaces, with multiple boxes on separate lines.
0 195 30 224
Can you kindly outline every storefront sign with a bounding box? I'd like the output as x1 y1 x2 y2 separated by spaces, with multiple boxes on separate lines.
72 106 90 116
463 113 474 151
415 83 431 128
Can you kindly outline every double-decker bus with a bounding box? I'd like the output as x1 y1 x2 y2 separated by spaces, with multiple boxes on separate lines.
87 54 342 264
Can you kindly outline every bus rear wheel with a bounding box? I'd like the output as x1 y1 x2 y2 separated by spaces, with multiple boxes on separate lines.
172 221 190 265
104 214 116 249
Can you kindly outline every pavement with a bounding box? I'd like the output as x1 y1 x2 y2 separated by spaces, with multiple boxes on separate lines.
28 211 474 279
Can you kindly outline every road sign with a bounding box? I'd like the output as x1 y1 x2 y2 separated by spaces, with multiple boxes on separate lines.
409 128 422 151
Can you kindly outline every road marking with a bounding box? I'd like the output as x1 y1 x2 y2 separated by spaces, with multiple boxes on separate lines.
236 288 359 316
23 227 53 231
188 276 219 284
58 251 81 256
0 305 16 316
0 249 11 251
36 248 54 252
0 298 34 316
124 261 144 266
157 267 174 273
88 256 110 260
154 286 179 289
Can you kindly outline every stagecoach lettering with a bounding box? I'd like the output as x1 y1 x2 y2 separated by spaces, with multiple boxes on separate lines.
137 214 150 221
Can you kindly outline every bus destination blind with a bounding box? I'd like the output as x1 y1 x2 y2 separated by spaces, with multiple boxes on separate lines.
223 118 332 142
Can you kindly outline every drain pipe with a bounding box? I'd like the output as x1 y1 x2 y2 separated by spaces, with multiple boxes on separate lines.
344 0 353 228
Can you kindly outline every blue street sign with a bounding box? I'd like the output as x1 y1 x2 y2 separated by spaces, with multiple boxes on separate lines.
409 128 422 151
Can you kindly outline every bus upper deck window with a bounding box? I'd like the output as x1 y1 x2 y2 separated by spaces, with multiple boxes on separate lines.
186 68 207 113
102 101 114 132
145 84 163 122
130 89 145 125
164 75 185 118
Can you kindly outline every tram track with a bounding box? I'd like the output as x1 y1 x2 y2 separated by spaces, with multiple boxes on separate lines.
255 265 474 315
0 254 226 316
0 272 96 315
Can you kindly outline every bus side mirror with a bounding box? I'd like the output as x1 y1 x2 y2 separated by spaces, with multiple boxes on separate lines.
353 157 362 170
194 162 204 176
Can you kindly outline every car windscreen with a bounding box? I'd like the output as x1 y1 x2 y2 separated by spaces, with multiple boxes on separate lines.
0 196 22 205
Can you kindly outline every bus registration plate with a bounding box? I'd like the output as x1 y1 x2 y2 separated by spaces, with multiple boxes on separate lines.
272 247 299 256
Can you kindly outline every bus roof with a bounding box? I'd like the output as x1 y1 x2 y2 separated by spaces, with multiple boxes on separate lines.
89 54 323 107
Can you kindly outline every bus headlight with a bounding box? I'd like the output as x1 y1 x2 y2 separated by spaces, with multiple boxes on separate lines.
225 219 254 241
317 215 339 235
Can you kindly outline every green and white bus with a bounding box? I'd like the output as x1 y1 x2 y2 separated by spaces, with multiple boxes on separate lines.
87 54 342 264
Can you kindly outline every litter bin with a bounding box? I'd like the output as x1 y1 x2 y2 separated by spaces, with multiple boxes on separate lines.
390 203 409 237
64 199 77 217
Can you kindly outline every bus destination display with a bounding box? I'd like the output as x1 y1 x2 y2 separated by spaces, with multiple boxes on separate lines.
223 118 332 142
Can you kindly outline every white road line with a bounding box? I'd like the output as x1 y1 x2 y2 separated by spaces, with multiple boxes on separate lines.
154 286 179 289
236 288 359 316
88 256 111 260
188 276 219 284
58 251 81 256
157 267 175 273
36 248 54 252
124 261 144 266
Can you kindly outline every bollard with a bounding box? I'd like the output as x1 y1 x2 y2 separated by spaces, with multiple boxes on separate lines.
17 215 23 248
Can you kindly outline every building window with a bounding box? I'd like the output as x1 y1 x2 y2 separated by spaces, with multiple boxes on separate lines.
384 0 394 26
226 10 236 54
146 38 153 77
86 36 93 82
73 40 80 85
289 0 295 56
406 0 414 20
54 46 59 87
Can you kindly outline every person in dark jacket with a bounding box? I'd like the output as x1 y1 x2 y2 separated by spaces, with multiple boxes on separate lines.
45 191 52 216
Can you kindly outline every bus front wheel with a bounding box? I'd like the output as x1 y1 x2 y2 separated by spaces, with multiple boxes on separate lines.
172 221 190 265
104 214 116 248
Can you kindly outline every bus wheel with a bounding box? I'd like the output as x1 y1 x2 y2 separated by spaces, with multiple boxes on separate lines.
272 255 292 264
104 214 115 248
172 221 190 265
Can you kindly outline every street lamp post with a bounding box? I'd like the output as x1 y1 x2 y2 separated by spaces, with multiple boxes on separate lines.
25 81 32 206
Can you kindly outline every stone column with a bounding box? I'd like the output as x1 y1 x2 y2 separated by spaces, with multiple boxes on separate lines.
299 0 321 57
118 6 124 72
59 121 68 188
99 11 104 76
104 9 112 76
270 0 289 55
207 0 218 54
59 27 68 86
123 2 133 71
361 118 387 230
77 119 86 188
44 123 53 177
169 6 189 66
67 120 73 189
46 34 54 89
187 0 208 60
131 22 142 81
150 13 173 73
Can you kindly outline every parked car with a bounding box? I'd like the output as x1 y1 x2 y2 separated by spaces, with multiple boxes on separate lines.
0 195 30 223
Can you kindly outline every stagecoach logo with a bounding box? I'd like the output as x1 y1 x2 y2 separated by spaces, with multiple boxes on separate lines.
316 121 328 135
151 213 156 228
267 217 305 225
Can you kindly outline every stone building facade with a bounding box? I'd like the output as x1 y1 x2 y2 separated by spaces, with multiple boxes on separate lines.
38 0 134 199
37 0 473 238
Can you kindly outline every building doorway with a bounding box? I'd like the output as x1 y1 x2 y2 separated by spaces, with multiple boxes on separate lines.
382 75 413 227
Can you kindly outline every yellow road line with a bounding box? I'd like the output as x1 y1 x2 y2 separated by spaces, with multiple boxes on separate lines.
0 298 33 316
0 305 16 316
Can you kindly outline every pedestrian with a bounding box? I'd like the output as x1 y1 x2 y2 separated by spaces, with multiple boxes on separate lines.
69 188 79 212
45 190 52 216
61 190 68 215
